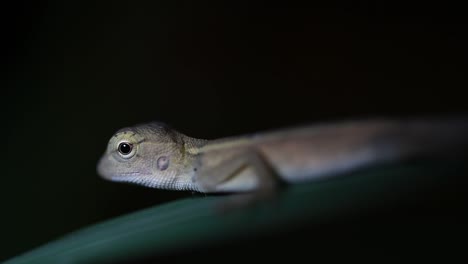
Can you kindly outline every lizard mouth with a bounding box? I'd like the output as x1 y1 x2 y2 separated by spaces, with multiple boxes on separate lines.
110 172 144 180
109 172 162 188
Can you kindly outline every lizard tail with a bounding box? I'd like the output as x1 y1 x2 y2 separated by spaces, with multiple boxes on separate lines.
280 117 468 183
371 117 468 163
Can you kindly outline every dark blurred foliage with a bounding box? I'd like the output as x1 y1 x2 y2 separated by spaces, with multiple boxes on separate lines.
2 0 467 261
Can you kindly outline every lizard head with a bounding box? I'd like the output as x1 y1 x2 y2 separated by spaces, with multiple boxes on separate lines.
97 122 195 190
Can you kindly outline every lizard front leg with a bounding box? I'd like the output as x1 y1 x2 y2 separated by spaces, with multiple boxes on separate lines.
193 148 281 194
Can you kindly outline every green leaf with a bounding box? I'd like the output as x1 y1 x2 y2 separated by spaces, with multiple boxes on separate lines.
5 160 466 263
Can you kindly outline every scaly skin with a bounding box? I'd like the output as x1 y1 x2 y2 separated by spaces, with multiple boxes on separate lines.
97 118 468 193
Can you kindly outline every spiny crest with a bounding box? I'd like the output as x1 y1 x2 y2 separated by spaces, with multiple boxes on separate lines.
115 122 168 135
134 121 172 135
112 121 183 145
136 121 182 143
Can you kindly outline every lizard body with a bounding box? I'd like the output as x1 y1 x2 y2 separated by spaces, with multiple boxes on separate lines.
97 118 468 193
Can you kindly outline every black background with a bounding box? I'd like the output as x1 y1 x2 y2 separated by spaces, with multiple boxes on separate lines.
3 1 467 261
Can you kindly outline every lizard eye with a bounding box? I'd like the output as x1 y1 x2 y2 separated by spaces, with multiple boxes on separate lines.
118 142 134 157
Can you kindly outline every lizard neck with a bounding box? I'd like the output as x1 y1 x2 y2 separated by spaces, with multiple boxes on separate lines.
187 135 254 154
171 134 207 192
181 134 209 155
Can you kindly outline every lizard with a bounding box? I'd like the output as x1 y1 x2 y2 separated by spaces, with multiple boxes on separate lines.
97 117 468 194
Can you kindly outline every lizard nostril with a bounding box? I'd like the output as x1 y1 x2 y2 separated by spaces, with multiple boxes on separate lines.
97 157 110 179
